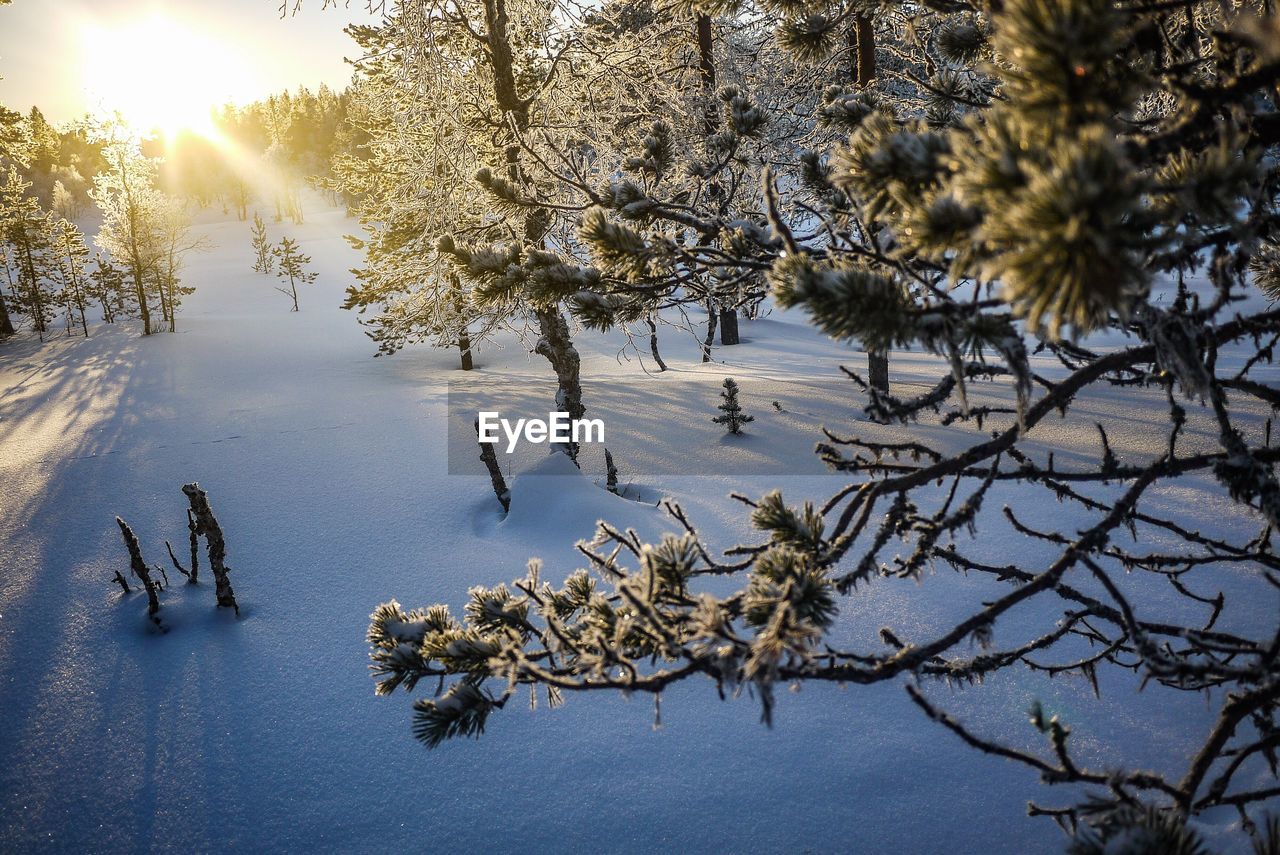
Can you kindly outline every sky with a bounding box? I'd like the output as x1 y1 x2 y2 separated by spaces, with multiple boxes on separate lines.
0 0 382 125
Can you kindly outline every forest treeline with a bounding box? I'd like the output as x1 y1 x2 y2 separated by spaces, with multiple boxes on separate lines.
0 85 365 337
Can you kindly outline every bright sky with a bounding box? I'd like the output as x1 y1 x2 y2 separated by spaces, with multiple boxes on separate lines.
0 1 381 128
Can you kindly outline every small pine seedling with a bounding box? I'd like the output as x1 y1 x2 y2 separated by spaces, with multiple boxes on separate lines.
272 237 317 312
712 377 753 435
251 212 273 274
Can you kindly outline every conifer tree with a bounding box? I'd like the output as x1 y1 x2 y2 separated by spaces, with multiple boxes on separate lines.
51 217 92 337
360 0 1280 847
251 212 273 274
711 377 753 435
51 179 80 221
92 135 165 335
151 195 199 333
88 252 125 324
272 237 315 311
0 244 15 336
316 1 590 440
92 132 199 335
0 166 57 339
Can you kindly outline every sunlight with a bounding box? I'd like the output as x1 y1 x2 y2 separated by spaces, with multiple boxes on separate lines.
77 12 255 138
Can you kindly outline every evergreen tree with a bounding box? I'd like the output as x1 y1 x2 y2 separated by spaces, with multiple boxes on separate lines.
0 243 17 335
51 179 79 220
50 217 92 337
88 252 125 324
324 1 590 442
0 166 57 338
711 377 753 435
151 195 199 333
356 0 1280 848
272 237 315 311
251 211 273 274
92 131 194 336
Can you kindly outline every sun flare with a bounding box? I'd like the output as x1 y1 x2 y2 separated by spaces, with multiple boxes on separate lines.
78 13 253 138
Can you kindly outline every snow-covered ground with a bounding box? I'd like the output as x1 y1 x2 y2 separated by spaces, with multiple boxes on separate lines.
1 198 1275 852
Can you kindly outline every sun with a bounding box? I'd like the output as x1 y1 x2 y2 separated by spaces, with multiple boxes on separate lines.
78 13 254 138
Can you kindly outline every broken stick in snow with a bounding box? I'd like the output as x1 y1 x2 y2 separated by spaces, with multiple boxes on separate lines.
186 508 199 584
182 483 238 614
116 516 160 620
605 448 619 495
166 540 190 581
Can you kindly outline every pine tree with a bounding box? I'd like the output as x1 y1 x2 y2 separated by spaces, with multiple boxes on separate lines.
92 136 163 335
712 377 753 435
0 166 58 339
152 195 198 333
0 244 16 336
50 217 92 337
250 212 273 273
325 1 588 445
51 179 80 220
351 0 1280 847
272 237 315 311
88 252 125 324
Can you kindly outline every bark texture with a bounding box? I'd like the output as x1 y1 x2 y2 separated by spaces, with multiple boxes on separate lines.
116 516 160 617
182 483 238 614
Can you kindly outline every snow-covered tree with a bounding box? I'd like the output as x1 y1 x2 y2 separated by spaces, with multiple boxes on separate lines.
0 166 58 338
50 217 92 337
92 131 198 335
51 179 81 221
88 252 125 324
364 0 1280 846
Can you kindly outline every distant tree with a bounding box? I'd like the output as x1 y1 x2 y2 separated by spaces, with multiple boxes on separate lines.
272 237 315 311
88 252 125 324
0 244 17 335
93 132 197 335
51 179 80 220
51 217 92 337
0 166 57 338
251 212 273 273
151 195 200 333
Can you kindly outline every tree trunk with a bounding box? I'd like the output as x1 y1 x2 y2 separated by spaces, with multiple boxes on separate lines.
476 420 510 512
719 308 739 345
459 329 474 370
186 508 199 584
534 307 585 421
702 299 718 363
868 350 889 394
696 15 717 135
646 315 667 371
134 270 151 335
0 291 14 336
485 0 585 455
19 242 46 339
849 15 887 393
852 16 875 87
116 517 161 619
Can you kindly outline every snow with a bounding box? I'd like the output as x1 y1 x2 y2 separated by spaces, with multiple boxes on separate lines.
1 197 1276 852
